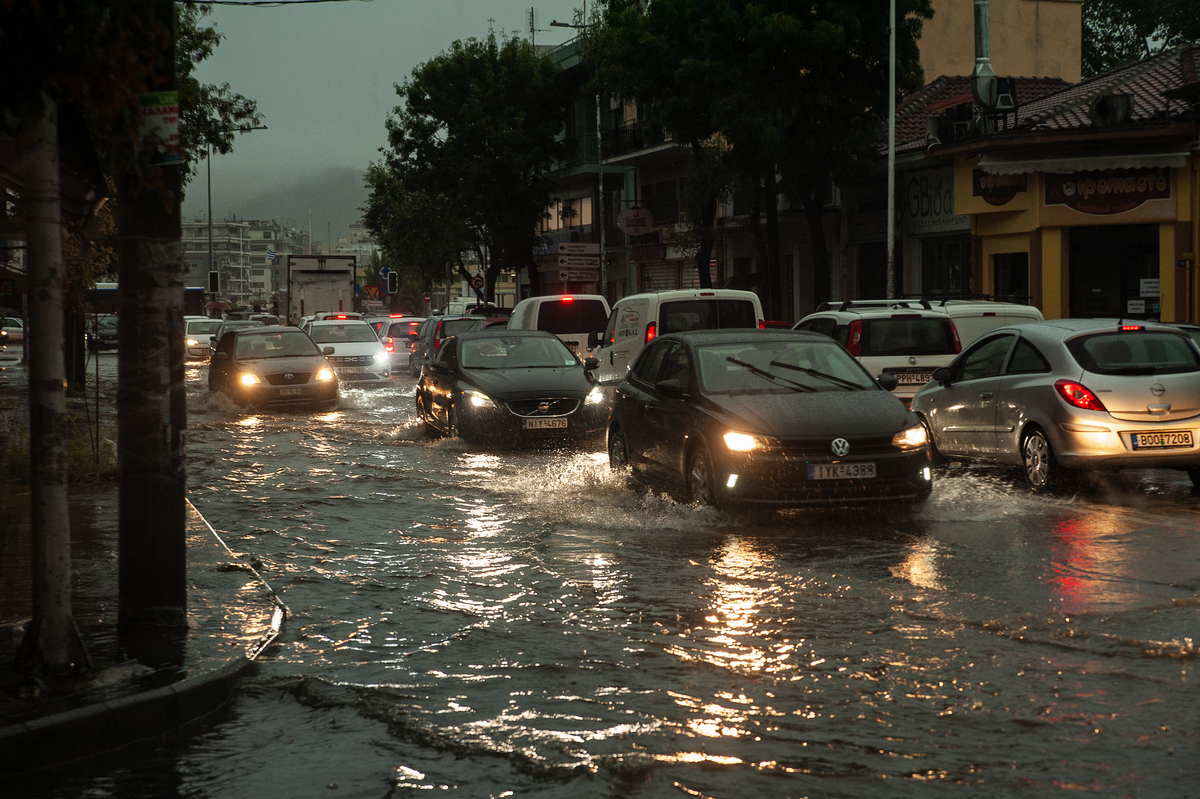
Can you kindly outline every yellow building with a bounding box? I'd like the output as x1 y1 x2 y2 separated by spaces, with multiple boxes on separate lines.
930 45 1200 322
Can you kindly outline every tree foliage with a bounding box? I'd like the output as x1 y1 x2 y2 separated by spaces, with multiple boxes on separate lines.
593 0 930 317
1082 0 1200 78
364 31 570 301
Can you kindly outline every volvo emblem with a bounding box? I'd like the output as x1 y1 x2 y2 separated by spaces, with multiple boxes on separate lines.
831 438 850 456
538 402 551 414
908 356 917 366
1150 383 1166 397
284 373 294 380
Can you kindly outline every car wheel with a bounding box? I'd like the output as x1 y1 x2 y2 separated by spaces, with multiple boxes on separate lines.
608 427 630 470
447 405 460 439
409 358 420 378
1020 427 1062 491
687 444 721 509
920 416 944 468
1187 467 1200 489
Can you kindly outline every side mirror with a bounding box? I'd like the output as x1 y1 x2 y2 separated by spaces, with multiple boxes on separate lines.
429 361 449 375
588 330 602 349
583 356 600 371
932 366 952 386
655 378 687 398
876 373 898 391
323 346 335 356
212 351 229 362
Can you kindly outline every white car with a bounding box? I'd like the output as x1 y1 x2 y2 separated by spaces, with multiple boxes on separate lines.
793 298 1041 405
304 319 391 385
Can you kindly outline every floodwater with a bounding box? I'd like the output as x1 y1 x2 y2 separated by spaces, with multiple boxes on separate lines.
17 354 1200 797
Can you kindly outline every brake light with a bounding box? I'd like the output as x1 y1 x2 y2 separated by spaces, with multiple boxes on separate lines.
757 319 765 329
1055 379 1107 411
335 314 348 319
847 320 862 356
384 337 394 353
949 318 962 353
561 295 574 303
645 321 656 344
1120 325 1143 332
389 313 404 318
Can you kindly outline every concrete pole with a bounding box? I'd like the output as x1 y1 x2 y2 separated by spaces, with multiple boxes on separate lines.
24 95 77 670
886 0 896 299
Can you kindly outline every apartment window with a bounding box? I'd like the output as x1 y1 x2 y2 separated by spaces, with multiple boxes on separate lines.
642 180 678 226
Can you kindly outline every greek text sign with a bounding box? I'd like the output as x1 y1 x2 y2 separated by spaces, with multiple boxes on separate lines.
1044 168 1171 215
972 170 1027 206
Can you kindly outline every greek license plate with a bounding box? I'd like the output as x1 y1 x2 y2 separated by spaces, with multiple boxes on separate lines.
893 371 933 386
523 418 568 430
1131 430 1193 450
809 462 876 480
278 387 303 396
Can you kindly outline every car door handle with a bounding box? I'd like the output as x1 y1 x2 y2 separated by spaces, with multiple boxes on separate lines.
980 391 994 399
609 351 614 366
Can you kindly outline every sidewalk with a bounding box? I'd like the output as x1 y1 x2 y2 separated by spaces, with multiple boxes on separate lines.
0 367 287 777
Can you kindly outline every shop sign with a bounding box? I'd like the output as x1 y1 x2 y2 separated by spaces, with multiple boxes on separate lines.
630 243 665 262
904 168 969 234
617 207 654 236
1140 278 1160 297
973 170 1027 206
1044 168 1170 215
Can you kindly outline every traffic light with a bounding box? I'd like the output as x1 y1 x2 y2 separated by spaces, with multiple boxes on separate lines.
208 270 220 293
387 270 399 294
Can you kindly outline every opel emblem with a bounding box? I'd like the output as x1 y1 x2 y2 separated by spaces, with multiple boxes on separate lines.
538 402 551 414
284 372 294 380
908 356 917 366
831 438 850 456
1150 383 1165 397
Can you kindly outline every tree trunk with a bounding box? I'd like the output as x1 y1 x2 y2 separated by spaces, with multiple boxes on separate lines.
117 2 187 628
21 96 80 672
764 166 782 321
802 180 832 313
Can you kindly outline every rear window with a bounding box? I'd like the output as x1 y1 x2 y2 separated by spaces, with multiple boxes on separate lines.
862 318 956 356
1067 331 1200 376
441 318 485 337
659 299 758 334
536 300 609 334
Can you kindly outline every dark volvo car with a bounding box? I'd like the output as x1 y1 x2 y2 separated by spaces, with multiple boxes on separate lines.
207 326 339 410
416 329 607 445
607 329 933 510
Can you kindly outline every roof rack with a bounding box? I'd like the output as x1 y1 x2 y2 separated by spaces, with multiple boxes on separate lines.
816 299 933 312
901 293 1033 307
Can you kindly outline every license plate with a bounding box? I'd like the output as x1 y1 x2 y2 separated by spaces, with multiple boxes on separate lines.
278 387 303 396
809 462 876 480
339 367 366 374
892 371 933 386
1131 430 1194 450
523 418 568 430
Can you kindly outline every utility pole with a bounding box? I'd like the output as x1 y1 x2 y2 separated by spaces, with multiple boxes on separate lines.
117 0 187 627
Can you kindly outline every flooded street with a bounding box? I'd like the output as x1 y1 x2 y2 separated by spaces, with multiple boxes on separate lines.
18 354 1200 797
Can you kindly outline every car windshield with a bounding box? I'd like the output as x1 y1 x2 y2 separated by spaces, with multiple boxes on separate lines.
223 321 260 332
459 336 578 369
1067 331 1200 376
235 330 320 360
308 324 379 344
187 320 222 335
862 317 956 356
698 339 876 393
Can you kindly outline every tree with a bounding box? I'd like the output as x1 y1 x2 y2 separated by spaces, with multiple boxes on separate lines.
1082 0 1200 78
365 31 571 302
594 0 930 318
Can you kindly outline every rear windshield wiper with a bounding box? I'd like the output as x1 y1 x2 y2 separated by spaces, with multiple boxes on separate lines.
726 357 813 392
769 360 867 390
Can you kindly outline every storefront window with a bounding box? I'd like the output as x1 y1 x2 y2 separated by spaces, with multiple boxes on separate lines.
993 253 1030 304
921 236 973 296
1069 224 1158 319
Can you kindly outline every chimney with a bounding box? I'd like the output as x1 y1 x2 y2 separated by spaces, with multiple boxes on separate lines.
971 0 998 111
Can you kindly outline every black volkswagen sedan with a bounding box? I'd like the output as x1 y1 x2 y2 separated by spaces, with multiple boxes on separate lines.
607 329 933 510
208 326 339 410
416 329 607 445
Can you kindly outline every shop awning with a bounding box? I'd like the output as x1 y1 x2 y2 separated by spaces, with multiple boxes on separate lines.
977 145 1194 175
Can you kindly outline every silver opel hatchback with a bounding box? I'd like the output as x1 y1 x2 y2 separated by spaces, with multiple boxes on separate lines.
911 318 1200 489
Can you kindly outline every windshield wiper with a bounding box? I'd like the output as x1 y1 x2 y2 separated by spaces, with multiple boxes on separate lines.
768 360 867 390
726 357 813 392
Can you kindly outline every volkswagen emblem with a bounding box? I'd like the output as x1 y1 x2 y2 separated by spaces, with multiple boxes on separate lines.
908 356 917 366
1150 383 1166 397
284 372 294 380
831 438 850 456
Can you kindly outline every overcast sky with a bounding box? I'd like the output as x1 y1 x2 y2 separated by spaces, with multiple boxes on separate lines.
181 0 584 244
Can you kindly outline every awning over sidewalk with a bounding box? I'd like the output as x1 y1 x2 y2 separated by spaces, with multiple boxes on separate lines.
977 144 1195 175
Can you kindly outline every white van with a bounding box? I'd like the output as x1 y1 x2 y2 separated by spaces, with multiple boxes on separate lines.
591 289 764 386
934 298 1043 347
507 294 611 360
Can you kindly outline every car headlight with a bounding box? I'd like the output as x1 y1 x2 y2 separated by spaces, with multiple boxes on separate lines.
464 389 495 408
316 368 335 381
186 338 199 347
374 352 389 364
723 431 777 452
892 424 927 451
239 373 261 386
585 386 605 405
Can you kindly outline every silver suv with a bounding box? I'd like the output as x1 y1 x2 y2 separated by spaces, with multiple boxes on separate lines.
794 300 962 404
